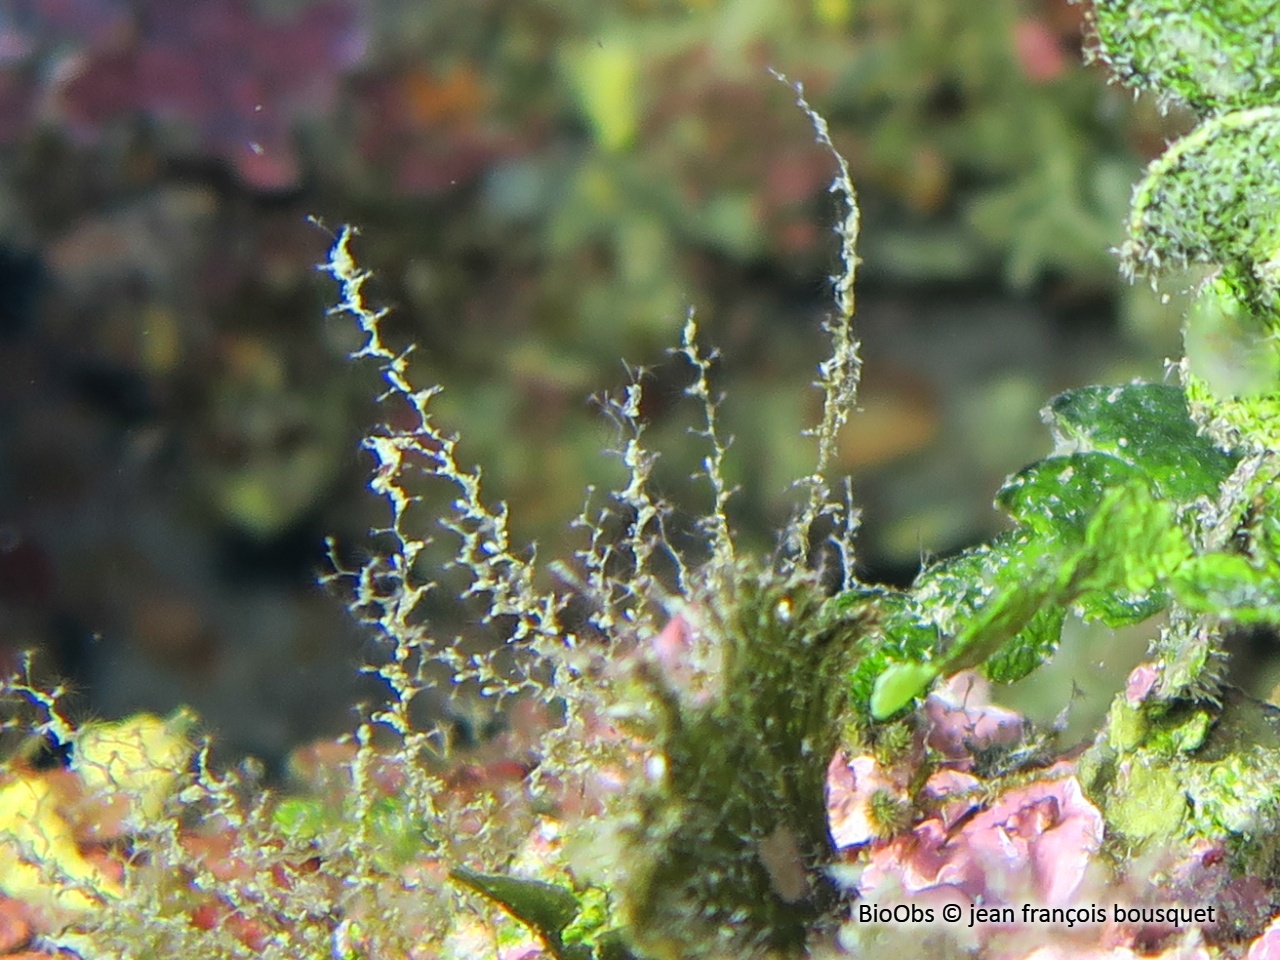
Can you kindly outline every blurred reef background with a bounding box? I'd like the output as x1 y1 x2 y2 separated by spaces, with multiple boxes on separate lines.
0 0 1193 769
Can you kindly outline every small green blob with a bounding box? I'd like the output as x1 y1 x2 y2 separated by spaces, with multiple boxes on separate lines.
870 662 939 720
272 798 327 840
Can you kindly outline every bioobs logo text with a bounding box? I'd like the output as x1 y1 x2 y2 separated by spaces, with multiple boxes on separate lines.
855 902 1157 929
857 903 940 924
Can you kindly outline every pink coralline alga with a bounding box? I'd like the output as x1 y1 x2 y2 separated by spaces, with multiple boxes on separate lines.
1249 918 1280 960
1124 664 1160 706
924 670 1025 767
827 672 1280 960
827 750 911 848
637 610 724 708
648 613 703 699
829 672 1107 954
1011 18 1069 84
855 765 1103 909
5 0 366 189
827 671 1027 850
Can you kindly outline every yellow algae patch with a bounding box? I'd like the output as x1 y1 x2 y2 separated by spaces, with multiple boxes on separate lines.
564 40 640 153
0 776 120 915
72 708 196 822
